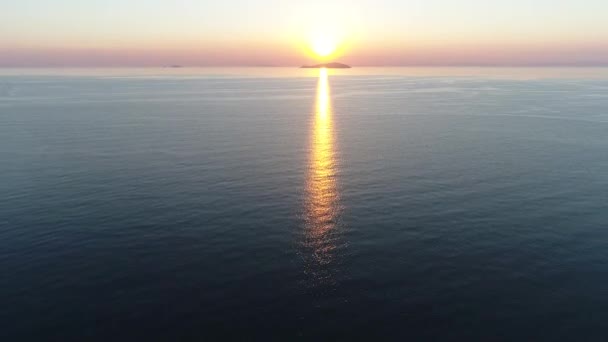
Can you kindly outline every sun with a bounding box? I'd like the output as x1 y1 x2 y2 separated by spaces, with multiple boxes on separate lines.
305 25 346 60
311 36 338 58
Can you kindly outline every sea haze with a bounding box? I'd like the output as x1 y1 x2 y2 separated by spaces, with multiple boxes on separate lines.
1 67 608 340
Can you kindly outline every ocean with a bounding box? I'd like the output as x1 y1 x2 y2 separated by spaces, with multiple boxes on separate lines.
1 67 608 340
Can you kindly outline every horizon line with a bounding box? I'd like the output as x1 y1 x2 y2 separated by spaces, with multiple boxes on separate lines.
2 64 608 68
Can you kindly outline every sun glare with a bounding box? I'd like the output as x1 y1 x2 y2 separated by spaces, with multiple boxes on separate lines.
311 36 338 58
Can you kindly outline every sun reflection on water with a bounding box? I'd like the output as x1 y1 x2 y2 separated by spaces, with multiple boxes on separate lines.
302 68 341 284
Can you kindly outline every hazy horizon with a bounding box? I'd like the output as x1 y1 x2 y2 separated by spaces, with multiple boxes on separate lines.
2 0 608 67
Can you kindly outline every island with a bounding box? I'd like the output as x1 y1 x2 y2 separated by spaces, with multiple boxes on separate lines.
300 62 352 69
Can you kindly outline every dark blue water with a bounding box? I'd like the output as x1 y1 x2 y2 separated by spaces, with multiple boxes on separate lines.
1 68 608 340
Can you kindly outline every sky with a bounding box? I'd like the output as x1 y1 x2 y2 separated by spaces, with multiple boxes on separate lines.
1 0 608 66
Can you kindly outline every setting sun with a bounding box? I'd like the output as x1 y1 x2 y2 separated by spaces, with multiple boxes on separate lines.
311 36 338 58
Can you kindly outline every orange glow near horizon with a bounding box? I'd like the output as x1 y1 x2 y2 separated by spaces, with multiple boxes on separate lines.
3 1 608 66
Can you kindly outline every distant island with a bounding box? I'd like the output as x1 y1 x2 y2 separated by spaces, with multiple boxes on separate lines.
301 62 352 69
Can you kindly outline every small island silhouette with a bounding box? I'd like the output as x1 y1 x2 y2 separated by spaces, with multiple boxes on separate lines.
301 62 351 69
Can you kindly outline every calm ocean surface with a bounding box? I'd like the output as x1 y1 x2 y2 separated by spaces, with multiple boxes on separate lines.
1 67 608 340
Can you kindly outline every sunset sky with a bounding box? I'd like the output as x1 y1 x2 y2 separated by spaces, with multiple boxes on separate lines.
2 0 608 66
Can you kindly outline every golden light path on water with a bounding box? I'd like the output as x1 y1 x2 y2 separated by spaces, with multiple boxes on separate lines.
303 68 341 284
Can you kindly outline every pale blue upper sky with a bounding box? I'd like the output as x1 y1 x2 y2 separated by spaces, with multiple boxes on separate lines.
2 0 607 65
